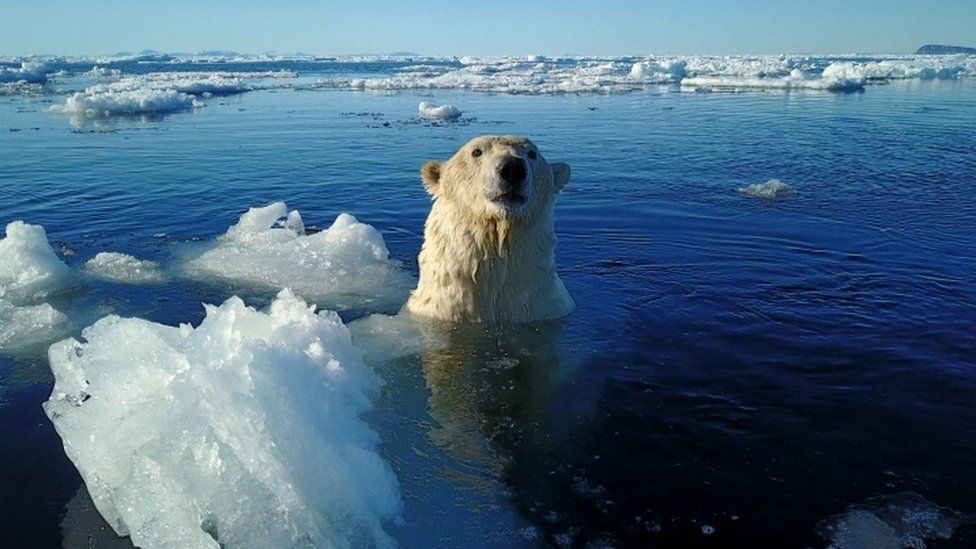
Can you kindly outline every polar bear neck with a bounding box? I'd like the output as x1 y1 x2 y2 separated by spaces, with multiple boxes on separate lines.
406 200 573 324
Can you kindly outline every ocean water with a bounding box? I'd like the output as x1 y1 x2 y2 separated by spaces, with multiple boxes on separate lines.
1 55 976 548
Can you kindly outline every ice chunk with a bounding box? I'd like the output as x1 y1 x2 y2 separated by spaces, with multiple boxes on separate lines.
49 73 255 118
51 87 197 117
185 203 413 313
0 301 71 354
43 289 402 548
0 221 76 302
818 493 964 549
418 101 461 120
0 61 52 84
87 66 122 78
738 179 796 199
85 252 164 284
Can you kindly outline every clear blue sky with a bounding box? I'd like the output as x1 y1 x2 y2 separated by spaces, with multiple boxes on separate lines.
2 0 974 57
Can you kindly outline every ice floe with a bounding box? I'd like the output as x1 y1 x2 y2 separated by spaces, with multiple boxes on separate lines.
418 101 461 120
184 202 413 313
44 289 402 548
0 221 76 303
84 252 164 284
0 61 53 84
0 221 77 354
48 71 287 118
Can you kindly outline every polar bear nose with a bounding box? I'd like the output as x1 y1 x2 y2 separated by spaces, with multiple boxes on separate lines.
499 156 527 191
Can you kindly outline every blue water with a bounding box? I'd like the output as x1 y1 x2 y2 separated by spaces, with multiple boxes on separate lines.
1 60 975 547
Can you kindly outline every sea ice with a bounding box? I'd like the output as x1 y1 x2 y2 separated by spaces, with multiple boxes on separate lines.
0 221 76 302
50 87 198 117
738 179 797 199
43 289 402 548
184 203 413 313
0 221 77 353
0 61 52 84
818 493 963 549
0 301 71 353
85 252 164 284
418 101 461 120
49 73 258 117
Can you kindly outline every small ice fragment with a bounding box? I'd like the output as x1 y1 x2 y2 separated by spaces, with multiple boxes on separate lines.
418 101 461 120
738 179 796 199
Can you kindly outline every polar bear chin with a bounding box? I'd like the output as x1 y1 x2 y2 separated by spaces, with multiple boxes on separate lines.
404 135 574 325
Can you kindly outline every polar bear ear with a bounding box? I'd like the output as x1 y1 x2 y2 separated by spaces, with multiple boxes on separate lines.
421 161 441 196
552 162 571 192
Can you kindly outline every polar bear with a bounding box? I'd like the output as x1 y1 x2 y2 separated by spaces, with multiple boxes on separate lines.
404 135 573 324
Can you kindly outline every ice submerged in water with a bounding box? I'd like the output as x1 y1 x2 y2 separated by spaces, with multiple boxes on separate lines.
818 492 966 549
738 179 797 199
0 221 76 353
43 289 403 549
85 252 165 284
184 202 414 313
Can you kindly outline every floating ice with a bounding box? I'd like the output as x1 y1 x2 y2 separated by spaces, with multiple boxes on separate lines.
51 87 198 117
0 301 71 353
0 62 52 84
43 289 402 548
348 314 447 364
185 203 413 313
682 68 865 91
0 221 77 354
85 252 164 284
738 179 797 199
0 221 76 302
87 66 122 79
49 73 261 117
418 101 461 120
818 493 964 549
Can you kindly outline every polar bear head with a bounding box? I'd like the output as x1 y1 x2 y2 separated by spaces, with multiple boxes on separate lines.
420 135 570 222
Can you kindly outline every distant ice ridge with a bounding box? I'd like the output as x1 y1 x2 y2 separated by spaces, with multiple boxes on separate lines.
43 289 402 548
0 61 53 84
85 252 164 284
418 101 461 120
184 202 413 313
738 179 796 199
0 221 76 352
682 66 866 91
314 54 974 95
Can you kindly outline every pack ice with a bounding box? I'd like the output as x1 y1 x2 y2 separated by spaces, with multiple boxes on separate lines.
184 202 413 313
43 289 402 548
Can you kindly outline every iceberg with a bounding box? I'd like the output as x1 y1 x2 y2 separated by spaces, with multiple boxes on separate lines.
44 289 402 548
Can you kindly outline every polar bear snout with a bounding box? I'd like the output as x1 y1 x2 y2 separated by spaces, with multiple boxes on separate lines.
486 155 531 207
499 156 527 190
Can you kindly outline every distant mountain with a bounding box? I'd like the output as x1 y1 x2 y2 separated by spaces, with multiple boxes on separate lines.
916 44 976 54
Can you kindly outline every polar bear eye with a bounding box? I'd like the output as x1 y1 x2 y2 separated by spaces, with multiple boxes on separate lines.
527 150 537 160
472 149 482 158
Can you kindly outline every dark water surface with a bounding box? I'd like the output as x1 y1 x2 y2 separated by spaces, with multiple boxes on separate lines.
2 73 975 548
